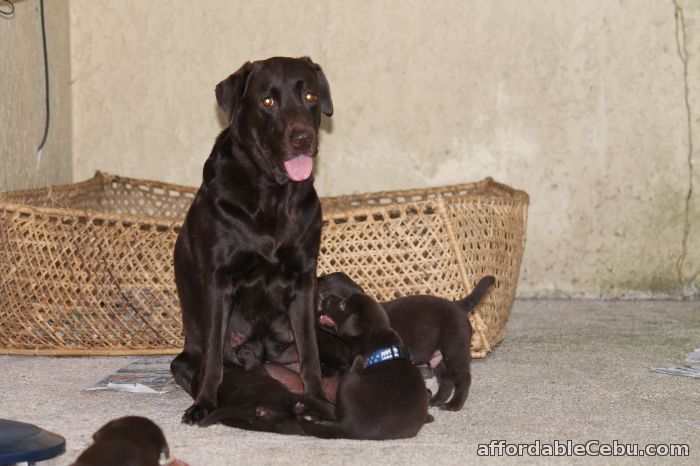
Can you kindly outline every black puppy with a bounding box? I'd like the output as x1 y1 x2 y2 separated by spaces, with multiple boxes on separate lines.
318 272 495 411
171 57 333 424
302 293 431 440
71 416 186 466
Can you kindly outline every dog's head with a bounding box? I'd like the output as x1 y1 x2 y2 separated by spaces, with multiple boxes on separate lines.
91 416 170 462
317 272 364 312
216 56 333 184
319 293 390 339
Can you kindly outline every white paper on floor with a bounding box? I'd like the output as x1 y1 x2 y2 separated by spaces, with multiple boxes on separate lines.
650 347 700 379
85 356 179 393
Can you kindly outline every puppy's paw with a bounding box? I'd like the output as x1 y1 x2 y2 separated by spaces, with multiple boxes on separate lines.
439 402 463 412
425 413 435 424
182 402 215 425
292 401 307 415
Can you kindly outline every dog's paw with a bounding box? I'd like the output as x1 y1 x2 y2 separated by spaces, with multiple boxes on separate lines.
182 402 215 425
439 402 463 412
429 398 445 408
425 413 435 424
292 401 307 415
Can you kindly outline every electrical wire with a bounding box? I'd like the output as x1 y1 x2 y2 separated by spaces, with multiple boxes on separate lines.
37 0 50 153
0 1 14 18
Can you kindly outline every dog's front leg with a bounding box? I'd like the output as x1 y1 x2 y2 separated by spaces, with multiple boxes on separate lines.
289 272 332 409
182 276 231 425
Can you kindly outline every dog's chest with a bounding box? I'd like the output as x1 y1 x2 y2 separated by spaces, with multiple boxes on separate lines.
249 185 320 262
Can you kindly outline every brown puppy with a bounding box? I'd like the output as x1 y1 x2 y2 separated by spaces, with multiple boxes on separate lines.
301 293 431 440
71 416 186 466
318 273 495 411
171 56 333 424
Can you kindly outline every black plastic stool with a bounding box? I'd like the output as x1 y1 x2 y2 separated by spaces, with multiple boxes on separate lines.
0 419 65 466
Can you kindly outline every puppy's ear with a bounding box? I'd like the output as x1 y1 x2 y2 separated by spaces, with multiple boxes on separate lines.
300 56 333 117
215 61 255 121
349 355 367 373
338 313 362 338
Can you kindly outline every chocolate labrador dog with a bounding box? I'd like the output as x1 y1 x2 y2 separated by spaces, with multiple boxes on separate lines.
171 56 333 424
318 272 495 411
71 417 186 466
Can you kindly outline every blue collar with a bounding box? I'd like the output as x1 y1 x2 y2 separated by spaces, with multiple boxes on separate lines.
365 345 413 367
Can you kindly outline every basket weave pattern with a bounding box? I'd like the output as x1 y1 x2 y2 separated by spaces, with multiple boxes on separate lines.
0 173 528 357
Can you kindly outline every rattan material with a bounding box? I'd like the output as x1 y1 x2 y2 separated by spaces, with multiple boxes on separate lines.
0 172 528 357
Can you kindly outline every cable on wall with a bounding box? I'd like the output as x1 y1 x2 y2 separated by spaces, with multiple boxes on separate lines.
0 1 14 18
36 0 50 155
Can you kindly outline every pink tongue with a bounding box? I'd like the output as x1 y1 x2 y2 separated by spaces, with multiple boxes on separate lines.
283 155 313 181
319 315 336 328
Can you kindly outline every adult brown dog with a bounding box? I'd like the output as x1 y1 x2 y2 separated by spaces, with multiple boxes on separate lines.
318 272 495 411
171 57 333 424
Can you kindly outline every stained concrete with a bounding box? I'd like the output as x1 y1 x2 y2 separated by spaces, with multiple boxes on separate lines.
1 299 698 465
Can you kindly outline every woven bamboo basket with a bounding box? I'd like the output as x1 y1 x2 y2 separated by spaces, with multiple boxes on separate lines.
0 172 528 357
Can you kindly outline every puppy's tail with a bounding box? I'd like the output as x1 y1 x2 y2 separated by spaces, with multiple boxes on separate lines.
457 275 496 313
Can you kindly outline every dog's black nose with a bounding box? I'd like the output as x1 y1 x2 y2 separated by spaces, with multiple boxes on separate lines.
290 129 314 151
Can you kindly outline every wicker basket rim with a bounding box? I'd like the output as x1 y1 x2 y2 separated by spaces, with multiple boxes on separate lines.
321 177 529 219
0 171 196 201
0 172 529 225
0 171 192 226
323 176 529 204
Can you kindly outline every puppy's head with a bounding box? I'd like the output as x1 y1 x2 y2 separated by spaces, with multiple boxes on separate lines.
317 272 364 312
319 293 390 339
92 416 169 461
216 56 333 183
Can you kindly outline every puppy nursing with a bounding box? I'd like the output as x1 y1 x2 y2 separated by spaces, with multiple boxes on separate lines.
304 293 432 439
319 272 495 411
202 295 431 439
202 276 494 438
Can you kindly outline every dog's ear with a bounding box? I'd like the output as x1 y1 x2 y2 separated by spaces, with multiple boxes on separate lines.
338 312 362 338
300 56 333 117
215 61 255 121
349 355 367 373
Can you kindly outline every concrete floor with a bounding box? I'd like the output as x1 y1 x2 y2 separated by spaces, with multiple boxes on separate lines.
1 299 698 465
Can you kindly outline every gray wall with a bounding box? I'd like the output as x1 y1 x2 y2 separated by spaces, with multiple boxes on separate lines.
3 1 699 297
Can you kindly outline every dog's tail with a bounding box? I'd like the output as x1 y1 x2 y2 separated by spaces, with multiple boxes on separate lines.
457 275 496 313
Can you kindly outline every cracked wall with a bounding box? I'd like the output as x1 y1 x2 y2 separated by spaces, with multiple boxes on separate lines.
679 0 700 296
64 0 699 297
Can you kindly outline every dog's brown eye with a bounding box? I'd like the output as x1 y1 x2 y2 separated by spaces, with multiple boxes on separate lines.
262 97 275 108
304 92 317 103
